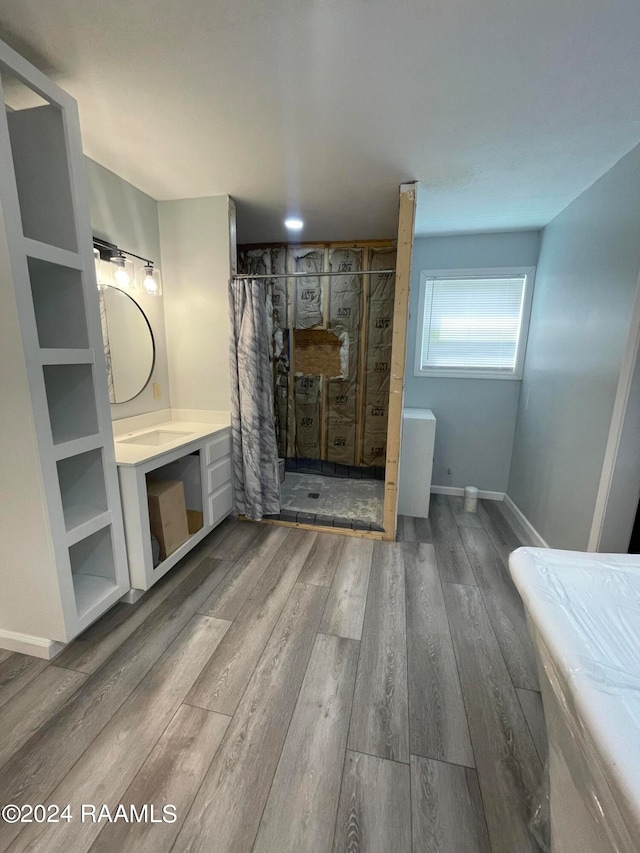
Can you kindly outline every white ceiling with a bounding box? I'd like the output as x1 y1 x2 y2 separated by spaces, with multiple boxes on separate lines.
1 0 640 242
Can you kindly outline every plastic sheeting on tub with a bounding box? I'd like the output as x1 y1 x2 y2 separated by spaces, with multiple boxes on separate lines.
508 547 640 853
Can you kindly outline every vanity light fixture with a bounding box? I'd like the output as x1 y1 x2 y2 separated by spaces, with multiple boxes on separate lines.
93 237 162 295
139 262 163 296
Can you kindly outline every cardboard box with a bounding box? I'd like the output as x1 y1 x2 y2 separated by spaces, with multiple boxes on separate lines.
187 509 204 535
147 480 190 560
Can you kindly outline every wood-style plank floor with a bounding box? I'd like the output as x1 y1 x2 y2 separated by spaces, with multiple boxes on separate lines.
0 499 546 852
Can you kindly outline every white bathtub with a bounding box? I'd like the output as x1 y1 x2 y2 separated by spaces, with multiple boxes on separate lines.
509 547 640 853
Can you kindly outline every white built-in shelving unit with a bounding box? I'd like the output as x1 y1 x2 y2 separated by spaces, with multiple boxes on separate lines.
0 40 129 654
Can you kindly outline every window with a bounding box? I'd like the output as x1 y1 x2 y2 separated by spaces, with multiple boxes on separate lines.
415 267 535 379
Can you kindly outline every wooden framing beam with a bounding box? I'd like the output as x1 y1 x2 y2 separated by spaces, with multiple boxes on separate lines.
238 239 396 252
321 247 330 460
382 183 417 541
257 517 384 540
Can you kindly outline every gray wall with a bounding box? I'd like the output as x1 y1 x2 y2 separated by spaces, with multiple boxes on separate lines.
508 142 640 549
406 232 541 493
84 158 171 420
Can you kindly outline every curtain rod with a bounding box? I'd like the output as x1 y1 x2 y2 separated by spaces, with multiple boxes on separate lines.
232 269 395 280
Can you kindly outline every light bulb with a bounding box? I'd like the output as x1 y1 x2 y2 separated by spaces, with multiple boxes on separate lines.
111 254 134 289
144 271 157 294
139 262 162 296
284 217 304 230
114 266 130 287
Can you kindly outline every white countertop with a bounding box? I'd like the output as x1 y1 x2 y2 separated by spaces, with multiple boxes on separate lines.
114 421 229 467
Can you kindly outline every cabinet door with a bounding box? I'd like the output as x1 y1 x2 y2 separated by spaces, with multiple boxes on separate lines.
208 483 233 527
207 456 232 495
205 429 231 465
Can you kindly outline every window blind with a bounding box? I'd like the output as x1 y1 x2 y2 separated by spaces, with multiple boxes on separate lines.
420 275 527 372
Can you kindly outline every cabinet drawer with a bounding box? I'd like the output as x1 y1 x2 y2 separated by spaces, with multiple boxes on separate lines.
208 482 233 527
205 430 231 465
207 457 232 495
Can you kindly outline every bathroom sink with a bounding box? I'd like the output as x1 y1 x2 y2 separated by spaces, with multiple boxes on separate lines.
119 429 194 446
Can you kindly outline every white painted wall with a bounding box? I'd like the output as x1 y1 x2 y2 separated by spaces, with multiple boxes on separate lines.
405 231 541 493
508 142 640 550
159 196 233 413
85 158 171 419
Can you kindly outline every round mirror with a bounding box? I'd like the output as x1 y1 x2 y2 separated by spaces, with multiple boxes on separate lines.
99 285 155 403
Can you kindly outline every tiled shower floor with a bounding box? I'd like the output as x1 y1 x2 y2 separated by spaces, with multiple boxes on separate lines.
279 472 384 525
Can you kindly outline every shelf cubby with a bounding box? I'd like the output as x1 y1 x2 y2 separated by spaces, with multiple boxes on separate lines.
53 434 103 462
146 451 203 513
40 350 94 366
57 449 108 535
24 238 83 270
69 526 118 618
28 257 89 349
6 104 78 252
42 363 99 445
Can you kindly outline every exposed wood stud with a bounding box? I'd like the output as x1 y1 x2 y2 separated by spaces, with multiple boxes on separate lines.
382 183 417 540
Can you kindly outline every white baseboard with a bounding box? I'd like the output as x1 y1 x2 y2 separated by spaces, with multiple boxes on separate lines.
503 494 549 548
0 628 66 660
431 485 505 501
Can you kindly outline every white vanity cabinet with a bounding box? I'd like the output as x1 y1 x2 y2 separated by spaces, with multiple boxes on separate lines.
115 423 233 595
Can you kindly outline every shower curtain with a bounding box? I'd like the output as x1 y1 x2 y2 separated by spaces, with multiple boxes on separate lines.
229 278 281 520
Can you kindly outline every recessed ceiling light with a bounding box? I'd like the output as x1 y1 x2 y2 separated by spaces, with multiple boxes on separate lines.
284 217 304 230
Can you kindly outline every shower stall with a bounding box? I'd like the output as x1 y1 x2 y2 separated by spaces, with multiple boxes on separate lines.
236 241 397 531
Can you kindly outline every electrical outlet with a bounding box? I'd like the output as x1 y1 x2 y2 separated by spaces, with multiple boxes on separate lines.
153 383 162 400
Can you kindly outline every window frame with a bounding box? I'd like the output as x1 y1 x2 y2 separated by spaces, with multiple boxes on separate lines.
413 266 536 380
